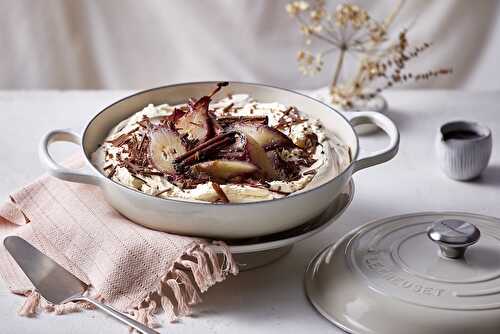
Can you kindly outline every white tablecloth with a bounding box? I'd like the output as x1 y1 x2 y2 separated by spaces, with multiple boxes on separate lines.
0 90 499 333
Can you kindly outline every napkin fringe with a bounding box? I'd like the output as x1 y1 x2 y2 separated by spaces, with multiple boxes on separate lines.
14 289 102 317
13 242 238 331
16 290 40 317
128 241 239 327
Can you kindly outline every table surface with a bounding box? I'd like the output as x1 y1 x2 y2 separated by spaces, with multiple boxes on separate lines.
0 89 499 334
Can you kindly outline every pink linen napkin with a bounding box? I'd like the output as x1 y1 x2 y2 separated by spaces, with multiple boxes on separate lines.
0 160 238 329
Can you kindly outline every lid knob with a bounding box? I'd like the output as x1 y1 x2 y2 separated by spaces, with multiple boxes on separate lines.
427 219 481 259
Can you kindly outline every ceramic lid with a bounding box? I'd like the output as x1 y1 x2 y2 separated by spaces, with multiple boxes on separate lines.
304 212 500 334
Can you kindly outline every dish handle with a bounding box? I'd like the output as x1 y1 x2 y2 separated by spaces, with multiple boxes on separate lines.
39 129 101 185
346 111 400 173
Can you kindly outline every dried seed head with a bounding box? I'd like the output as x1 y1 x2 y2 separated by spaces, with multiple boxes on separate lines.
286 0 452 107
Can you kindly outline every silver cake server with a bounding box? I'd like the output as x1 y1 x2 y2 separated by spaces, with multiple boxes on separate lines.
4 236 158 334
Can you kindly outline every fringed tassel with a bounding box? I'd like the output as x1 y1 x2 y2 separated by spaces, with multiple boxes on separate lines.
150 241 239 325
145 300 158 328
129 299 158 333
174 269 202 305
200 243 224 282
159 275 178 322
179 259 209 292
17 290 40 317
128 309 144 333
213 241 239 276
80 293 104 310
188 247 215 287
43 292 103 315
166 279 191 316
50 303 83 315
160 295 177 323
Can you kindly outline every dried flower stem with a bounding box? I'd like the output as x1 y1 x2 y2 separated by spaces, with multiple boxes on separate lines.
332 47 346 88
383 0 405 30
287 0 452 108
350 0 404 89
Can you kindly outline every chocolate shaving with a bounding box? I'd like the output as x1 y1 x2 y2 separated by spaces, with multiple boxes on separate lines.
138 117 153 129
208 82 229 98
119 158 164 177
178 176 209 189
126 132 150 169
130 134 138 150
137 135 147 155
283 106 293 115
108 165 118 178
154 188 170 197
275 118 307 130
257 181 290 195
275 106 308 130
174 131 238 165
131 174 147 184
141 170 165 176
217 115 268 126
303 169 317 176
119 159 140 172
268 188 290 195
106 127 139 146
182 135 200 150
178 136 235 167
212 182 230 203
267 188 290 196
221 103 234 114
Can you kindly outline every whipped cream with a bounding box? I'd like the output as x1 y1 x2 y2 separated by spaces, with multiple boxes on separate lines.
91 95 351 203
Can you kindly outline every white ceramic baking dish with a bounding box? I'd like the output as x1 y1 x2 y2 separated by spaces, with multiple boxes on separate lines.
39 82 399 238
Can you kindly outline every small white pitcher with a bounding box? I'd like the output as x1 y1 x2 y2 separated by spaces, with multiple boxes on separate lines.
436 121 492 180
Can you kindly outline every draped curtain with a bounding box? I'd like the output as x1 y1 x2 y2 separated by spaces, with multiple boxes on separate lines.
1 0 499 90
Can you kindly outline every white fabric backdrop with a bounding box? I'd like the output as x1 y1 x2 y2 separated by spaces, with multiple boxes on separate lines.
1 0 499 90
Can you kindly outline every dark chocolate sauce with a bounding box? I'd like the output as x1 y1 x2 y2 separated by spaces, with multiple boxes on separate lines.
443 130 482 141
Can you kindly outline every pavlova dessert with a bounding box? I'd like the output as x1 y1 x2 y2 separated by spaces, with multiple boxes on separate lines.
91 82 350 203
